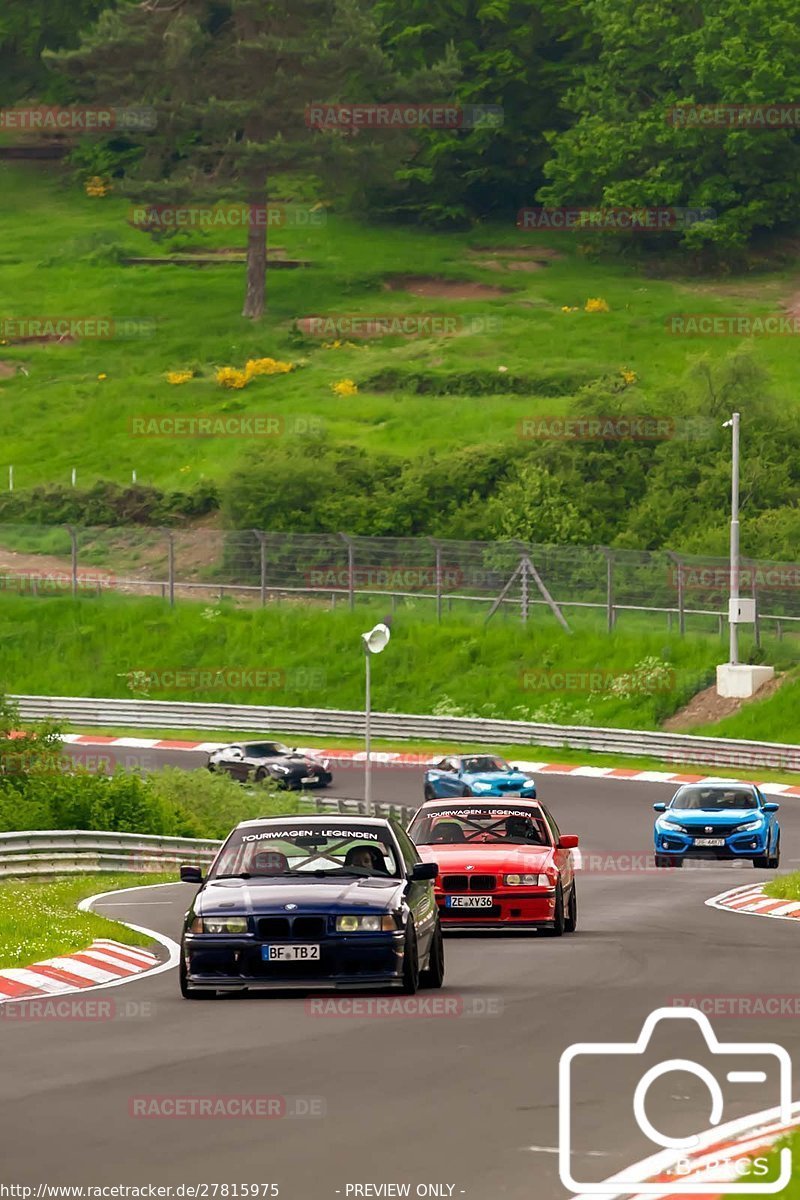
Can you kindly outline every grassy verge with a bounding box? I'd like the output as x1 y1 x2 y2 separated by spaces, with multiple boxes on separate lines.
0 589 782 731
763 873 800 901
0 872 174 969
730 1135 797 1197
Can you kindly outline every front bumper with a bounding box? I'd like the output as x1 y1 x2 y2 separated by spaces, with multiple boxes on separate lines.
655 827 769 859
183 931 404 991
436 889 555 928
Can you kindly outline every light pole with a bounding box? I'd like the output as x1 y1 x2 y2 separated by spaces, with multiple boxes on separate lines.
361 622 391 808
723 413 740 665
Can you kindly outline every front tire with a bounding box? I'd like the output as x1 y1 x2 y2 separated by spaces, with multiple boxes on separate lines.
419 922 444 989
564 884 578 934
180 958 216 1000
401 927 420 994
655 854 683 868
543 882 565 937
423 783 436 801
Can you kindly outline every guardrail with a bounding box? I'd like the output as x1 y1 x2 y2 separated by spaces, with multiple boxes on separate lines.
10 694 800 772
0 830 221 878
0 804 412 877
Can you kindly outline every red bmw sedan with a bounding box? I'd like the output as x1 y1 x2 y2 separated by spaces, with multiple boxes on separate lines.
407 798 579 935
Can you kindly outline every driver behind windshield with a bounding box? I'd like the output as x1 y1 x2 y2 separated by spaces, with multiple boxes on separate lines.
343 844 387 874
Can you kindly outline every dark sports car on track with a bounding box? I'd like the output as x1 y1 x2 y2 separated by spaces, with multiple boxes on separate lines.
423 754 536 801
207 740 332 788
178 814 443 997
408 798 578 935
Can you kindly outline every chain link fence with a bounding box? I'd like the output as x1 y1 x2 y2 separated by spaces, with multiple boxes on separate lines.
0 523 798 639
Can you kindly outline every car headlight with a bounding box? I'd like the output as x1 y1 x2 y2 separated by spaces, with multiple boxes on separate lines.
191 916 248 934
738 820 763 832
471 781 492 791
659 820 684 832
336 914 396 932
504 873 550 886
272 764 290 774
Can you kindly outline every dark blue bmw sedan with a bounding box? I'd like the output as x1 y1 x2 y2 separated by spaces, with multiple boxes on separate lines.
178 814 442 998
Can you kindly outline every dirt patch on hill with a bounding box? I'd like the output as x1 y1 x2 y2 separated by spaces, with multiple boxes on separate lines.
383 275 510 300
469 245 564 260
471 258 545 273
0 362 19 378
663 673 786 732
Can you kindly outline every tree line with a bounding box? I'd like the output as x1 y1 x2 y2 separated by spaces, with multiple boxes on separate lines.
4 0 800 317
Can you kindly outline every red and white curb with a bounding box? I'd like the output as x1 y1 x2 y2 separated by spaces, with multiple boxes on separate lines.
0 882 180 1006
55 734 800 798
570 1101 799 1198
0 939 160 1003
707 882 800 923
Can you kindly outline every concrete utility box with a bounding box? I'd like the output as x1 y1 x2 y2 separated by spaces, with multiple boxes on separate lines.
716 663 775 698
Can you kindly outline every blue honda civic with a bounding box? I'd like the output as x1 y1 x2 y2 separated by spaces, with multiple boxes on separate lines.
653 782 780 868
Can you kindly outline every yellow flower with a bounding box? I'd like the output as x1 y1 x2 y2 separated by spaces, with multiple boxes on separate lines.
97 373 107 380
331 378 358 397
561 305 579 313
215 366 250 389
166 370 193 385
620 368 638 385
585 297 610 313
244 357 294 378
84 176 111 198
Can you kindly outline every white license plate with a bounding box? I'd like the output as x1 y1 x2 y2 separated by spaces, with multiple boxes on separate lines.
446 895 493 908
262 944 320 961
694 837 725 847
301 775 317 784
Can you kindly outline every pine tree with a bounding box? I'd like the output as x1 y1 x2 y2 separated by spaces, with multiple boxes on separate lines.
55 0 455 317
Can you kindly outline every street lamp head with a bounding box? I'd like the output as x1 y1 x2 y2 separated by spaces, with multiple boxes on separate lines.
362 622 391 655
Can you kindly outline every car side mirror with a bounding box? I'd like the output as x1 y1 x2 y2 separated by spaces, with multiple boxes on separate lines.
557 835 579 850
763 802 780 813
410 861 437 882
180 864 204 883
653 802 667 812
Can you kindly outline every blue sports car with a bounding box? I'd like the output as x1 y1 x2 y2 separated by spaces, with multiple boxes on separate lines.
653 782 780 868
423 754 537 802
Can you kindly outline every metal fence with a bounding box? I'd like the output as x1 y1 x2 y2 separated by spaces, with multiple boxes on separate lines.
1 523 799 636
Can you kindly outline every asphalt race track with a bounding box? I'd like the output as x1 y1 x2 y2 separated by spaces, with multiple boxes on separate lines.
3 751 800 1198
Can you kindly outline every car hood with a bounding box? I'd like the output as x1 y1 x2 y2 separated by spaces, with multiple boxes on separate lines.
462 771 533 786
196 876 403 915
660 808 765 826
417 844 552 871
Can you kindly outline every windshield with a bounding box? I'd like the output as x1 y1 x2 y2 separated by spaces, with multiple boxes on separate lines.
408 806 550 847
210 821 402 878
671 786 759 811
460 756 511 774
242 742 290 758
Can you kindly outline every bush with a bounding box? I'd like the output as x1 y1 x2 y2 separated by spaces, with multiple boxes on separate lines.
0 481 219 526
